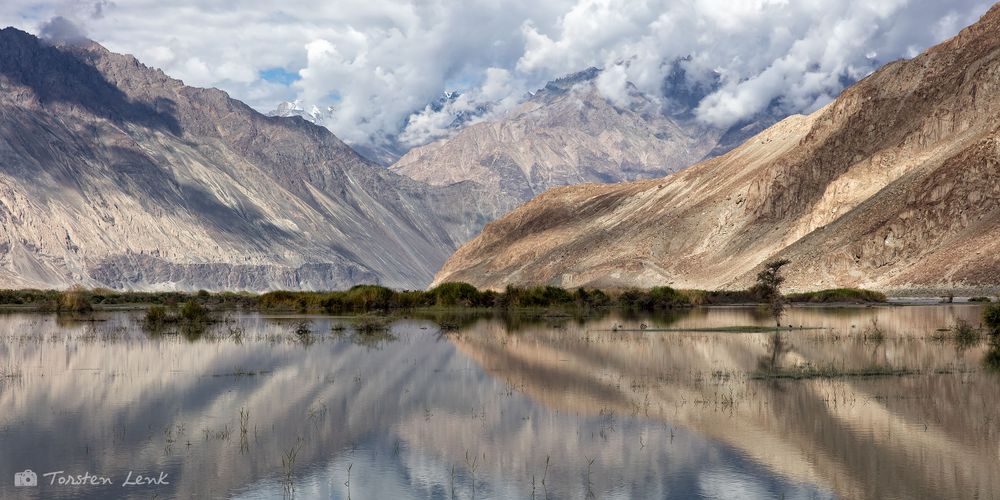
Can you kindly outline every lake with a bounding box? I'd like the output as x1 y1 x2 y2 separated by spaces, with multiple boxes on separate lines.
1 304 998 499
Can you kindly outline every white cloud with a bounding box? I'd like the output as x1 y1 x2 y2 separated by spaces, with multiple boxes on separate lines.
0 0 993 143
480 67 513 101
595 64 629 107
397 67 524 146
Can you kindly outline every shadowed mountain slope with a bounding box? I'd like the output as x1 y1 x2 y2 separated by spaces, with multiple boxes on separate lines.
0 28 506 291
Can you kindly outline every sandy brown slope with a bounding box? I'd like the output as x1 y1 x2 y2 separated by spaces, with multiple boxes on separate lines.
434 4 1000 293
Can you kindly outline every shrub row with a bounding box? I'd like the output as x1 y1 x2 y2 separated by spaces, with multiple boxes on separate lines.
785 288 888 303
0 283 889 314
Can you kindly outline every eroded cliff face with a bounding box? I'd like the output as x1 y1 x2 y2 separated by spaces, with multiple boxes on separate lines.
389 69 773 208
434 5 1000 293
0 28 506 291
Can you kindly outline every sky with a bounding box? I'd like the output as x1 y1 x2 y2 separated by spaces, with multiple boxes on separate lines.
0 0 993 148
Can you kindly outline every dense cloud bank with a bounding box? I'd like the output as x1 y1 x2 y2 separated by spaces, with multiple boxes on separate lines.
2 0 992 148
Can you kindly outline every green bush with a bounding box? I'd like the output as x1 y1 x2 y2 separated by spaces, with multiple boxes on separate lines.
785 288 887 303
574 288 611 309
345 285 395 311
648 286 689 308
144 305 169 329
57 285 93 314
953 320 982 348
617 287 690 310
180 300 209 324
984 344 1000 372
501 285 574 308
428 282 485 307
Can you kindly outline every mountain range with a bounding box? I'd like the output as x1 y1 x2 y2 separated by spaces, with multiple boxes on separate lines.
390 66 781 208
434 4 1000 294
3 5 996 294
0 27 508 291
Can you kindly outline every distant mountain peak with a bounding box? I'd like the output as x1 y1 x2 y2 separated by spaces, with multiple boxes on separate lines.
390 63 782 208
543 67 601 93
266 100 335 126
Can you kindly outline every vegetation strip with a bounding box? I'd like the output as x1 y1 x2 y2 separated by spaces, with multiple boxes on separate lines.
0 282 888 315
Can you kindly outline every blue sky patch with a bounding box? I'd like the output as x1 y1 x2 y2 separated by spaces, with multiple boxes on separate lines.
260 67 300 85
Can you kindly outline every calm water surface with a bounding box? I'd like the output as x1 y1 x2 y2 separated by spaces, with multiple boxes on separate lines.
1 305 998 499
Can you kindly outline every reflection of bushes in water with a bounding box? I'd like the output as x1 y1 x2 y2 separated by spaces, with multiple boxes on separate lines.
497 309 612 333
141 301 214 340
178 301 212 341
352 316 391 334
750 305 777 323
984 304 1000 372
757 332 792 373
409 308 610 334
862 318 885 343
293 320 312 336
618 308 684 328
408 310 484 331
984 341 1000 373
180 322 209 341
329 316 397 349
953 320 982 350
984 303 1000 335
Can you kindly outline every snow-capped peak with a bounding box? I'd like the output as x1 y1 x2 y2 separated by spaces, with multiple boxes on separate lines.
267 100 335 126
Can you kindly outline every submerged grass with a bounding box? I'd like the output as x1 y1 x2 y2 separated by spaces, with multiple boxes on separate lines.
752 364 919 380
611 325 823 333
953 320 982 348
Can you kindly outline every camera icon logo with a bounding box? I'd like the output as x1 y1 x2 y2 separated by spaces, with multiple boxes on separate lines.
14 470 37 487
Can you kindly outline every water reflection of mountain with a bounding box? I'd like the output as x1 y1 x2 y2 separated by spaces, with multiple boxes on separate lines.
451 305 1000 500
0 307 996 499
0 311 826 499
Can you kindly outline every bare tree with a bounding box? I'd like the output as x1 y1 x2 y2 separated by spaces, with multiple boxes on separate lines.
751 259 791 327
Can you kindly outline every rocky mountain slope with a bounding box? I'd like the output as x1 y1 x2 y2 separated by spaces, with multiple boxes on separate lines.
0 28 507 291
390 67 779 206
434 5 1000 293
